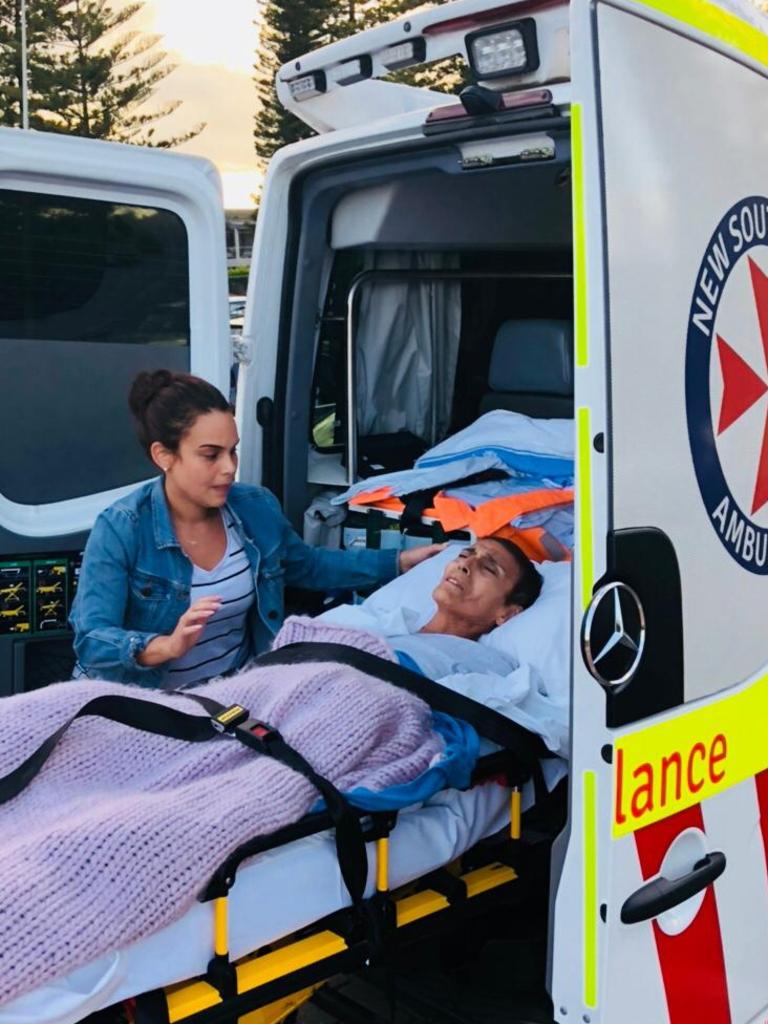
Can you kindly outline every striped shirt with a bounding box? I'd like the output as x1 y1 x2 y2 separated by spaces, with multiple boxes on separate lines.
164 516 254 688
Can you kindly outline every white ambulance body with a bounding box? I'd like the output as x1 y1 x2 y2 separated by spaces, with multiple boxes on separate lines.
1 0 768 1021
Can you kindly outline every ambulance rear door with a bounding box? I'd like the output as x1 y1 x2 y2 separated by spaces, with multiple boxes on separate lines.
552 2 768 1022
0 128 229 692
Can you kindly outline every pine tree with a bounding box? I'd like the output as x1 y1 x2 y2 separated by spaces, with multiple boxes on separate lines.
0 0 203 145
0 0 66 128
253 0 338 171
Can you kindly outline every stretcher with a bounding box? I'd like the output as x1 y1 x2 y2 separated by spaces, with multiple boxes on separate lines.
0 644 563 1024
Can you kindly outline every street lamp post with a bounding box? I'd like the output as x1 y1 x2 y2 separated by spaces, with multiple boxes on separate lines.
20 0 29 129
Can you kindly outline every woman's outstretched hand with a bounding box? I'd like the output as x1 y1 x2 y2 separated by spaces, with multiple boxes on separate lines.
136 596 222 666
397 543 448 574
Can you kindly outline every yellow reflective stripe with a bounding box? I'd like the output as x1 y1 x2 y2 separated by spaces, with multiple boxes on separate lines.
510 787 522 840
376 837 389 892
583 770 598 1009
635 0 768 68
614 669 768 836
577 406 595 611
213 897 228 957
572 102 588 369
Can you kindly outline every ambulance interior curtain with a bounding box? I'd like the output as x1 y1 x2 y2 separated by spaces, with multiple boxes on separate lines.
355 252 461 446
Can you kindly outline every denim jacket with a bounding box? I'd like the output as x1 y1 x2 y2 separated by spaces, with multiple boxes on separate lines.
69 477 398 686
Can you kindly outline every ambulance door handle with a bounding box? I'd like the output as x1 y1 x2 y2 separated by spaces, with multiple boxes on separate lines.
620 851 726 924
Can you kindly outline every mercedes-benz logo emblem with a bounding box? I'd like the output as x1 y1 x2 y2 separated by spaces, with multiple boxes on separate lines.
581 581 646 688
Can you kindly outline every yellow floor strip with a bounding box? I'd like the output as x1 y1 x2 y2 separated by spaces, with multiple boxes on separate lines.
238 984 321 1024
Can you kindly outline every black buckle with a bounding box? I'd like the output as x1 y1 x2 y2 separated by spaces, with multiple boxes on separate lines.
242 719 281 745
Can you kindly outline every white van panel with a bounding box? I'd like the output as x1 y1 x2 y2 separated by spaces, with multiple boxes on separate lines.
599 5 768 699
0 129 229 538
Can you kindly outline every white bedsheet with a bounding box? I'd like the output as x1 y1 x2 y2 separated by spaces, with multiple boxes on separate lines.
0 782 513 1024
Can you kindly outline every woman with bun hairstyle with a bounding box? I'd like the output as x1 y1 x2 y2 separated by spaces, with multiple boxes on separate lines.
70 370 443 687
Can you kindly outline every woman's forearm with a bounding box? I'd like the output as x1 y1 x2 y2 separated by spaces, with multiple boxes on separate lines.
136 635 176 666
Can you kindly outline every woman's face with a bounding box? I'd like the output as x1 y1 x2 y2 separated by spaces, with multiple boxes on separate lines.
431 540 522 636
154 410 239 510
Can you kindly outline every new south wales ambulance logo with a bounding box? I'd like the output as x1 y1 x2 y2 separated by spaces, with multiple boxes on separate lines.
686 196 768 573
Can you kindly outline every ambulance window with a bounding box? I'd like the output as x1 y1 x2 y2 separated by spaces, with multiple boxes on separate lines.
0 189 189 505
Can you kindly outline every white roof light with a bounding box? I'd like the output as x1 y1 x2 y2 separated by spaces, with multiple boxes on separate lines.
467 19 539 80
326 56 373 87
288 71 327 102
379 38 426 71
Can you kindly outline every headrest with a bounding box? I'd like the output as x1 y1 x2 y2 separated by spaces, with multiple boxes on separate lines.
488 320 573 396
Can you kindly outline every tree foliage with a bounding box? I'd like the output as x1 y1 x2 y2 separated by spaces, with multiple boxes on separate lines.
0 0 203 146
253 0 466 174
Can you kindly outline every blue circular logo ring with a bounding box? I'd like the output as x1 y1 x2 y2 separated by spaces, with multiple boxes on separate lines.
685 196 768 573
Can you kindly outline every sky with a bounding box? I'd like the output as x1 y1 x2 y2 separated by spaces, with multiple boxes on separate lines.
128 0 263 209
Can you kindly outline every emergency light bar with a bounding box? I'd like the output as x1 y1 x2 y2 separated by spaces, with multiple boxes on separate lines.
380 38 427 71
466 19 539 79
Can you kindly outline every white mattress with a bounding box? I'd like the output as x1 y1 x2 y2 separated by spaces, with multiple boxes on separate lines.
0 780 513 1024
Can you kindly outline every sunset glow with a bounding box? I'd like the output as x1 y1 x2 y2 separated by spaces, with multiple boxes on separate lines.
147 0 257 73
128 0 261 208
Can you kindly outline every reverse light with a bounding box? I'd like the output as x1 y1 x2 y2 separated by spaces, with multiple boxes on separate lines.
467 19 539 80
288 71 326 101
326 55 373 87
379 38 427 71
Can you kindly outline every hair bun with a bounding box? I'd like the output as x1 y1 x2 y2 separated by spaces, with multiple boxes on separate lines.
128 369 174 419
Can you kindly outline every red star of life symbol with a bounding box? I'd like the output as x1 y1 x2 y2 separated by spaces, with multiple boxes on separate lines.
716 256 768 515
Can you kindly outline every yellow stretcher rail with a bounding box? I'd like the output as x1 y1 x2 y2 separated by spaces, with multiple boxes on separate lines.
162 859 519 1023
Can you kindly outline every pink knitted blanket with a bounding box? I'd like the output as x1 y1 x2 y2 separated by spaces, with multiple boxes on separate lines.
0 619 443 1004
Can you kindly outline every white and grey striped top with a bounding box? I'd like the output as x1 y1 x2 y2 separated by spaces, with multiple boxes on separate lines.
164 516 254 688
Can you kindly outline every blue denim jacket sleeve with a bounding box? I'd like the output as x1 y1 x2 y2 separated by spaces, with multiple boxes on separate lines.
69 511 163 684
259 489 399 591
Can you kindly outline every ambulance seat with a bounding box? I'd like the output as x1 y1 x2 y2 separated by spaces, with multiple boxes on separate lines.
479 319 574 419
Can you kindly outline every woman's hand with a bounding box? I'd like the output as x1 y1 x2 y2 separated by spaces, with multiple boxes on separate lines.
136 596 222 666
398 543 448 574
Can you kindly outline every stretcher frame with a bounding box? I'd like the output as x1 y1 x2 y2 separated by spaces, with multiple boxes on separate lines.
125 747 545 1024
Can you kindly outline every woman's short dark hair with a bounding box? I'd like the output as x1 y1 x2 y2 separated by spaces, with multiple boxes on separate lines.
128 370 232 458
488 537 544 609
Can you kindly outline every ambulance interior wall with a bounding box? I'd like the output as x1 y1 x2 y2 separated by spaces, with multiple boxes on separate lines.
272 140 573 529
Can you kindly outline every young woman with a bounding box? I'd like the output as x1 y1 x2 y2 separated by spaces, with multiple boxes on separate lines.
70 370 442 687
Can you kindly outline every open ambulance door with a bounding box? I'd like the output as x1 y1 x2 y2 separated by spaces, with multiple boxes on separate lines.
552 2 768 1023
0 128 229 693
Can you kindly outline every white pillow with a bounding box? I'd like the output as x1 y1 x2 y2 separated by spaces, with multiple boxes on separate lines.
479 559 570 708
361 544 570 701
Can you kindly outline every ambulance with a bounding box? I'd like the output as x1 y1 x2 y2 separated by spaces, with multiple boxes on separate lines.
1 0 768 1021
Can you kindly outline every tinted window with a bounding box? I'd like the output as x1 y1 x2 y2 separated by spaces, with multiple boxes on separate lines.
0 190 190 504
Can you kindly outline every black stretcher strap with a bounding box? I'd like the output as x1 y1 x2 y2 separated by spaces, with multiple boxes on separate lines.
0 694 214 807
179 690 368 911
256 642 551 763
257 641 552 809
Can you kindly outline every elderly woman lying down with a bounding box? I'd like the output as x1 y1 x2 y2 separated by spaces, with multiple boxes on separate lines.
320 539 569 758
0 541 567 1008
